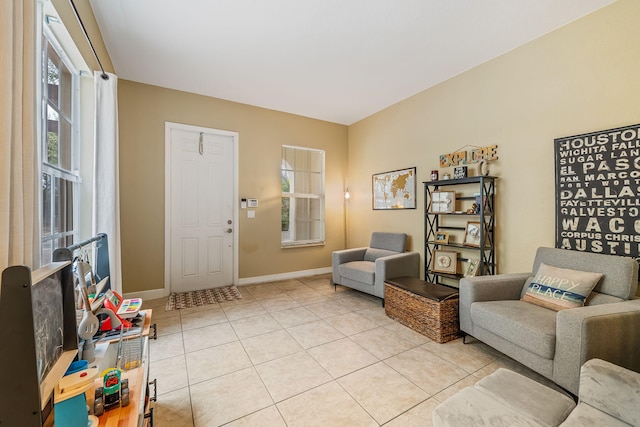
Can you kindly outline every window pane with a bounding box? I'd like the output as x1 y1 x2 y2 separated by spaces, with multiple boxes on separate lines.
295 149 308 171
41 240 52 266
53 177 74 234
283 146 295 168
42 173 52 237
310 172 322 194
53 178 62 233
60 64 72 118
281 197 290 231
47 44 60 107
293 171 307 193
309 150 323 173
46 104 59 166
60 118 72 170
282 171 292 193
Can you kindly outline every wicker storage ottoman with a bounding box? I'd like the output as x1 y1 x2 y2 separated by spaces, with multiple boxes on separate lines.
385 277 459 343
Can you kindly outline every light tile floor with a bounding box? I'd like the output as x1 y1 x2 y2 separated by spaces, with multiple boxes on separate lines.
143 274 561 426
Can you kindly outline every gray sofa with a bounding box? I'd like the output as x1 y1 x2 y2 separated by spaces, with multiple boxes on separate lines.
433 358 640 426
459 247 640 394
331 232 420 300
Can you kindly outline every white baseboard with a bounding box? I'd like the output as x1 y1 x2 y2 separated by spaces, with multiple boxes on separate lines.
123 267 332 298
123 288 167 301
238 267 332 286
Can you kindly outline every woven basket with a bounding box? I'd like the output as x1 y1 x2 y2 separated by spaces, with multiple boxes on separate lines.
385 282 459 343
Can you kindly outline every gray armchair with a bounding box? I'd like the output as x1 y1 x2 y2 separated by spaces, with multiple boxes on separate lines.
459 247 640 395
331 232 420 300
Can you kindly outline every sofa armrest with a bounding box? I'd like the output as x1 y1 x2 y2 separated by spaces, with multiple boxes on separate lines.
574 358 640 426
332 248 367 283
554 299 640 395
460 273 530 304
375 252 420 289
333 247 367 264
459 273 530 334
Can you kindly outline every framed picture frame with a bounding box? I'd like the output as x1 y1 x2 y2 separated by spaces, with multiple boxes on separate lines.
465 258 481 277
431 250 457 274
430 191 456 213
434 231 449 244
372 167 416 210
464 221 482 247
454 166 467 179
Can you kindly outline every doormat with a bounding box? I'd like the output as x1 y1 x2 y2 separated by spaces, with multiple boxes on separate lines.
165 285 242 311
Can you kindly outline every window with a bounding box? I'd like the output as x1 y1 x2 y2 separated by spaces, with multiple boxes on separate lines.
281 146 325 247
40 26 81 263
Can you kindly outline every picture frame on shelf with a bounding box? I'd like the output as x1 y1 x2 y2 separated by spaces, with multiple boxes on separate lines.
431 250 457 274
430 191 456 213
465 258 481 277
434 231 449 244
454 166 467 179
464 221 481 247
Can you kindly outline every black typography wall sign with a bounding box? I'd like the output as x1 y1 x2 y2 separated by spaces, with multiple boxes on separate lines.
555 123 640 259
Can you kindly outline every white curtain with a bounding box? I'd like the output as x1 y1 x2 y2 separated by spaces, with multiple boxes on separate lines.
0 0 39 273
93 71 122 294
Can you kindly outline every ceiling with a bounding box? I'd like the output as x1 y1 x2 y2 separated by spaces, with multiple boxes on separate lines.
89 0 615 125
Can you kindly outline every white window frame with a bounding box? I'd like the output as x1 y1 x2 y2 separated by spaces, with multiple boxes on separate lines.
39 20 82 264
281 145 325 248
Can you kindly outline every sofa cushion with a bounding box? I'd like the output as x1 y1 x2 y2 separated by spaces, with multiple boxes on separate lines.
339 261 375 285
560 403 629 427
433 386 547 427
522 263 602 311
471 300 557 359
364 248 398 262
369 232 407 253
577 358 640 426
476 368 575 426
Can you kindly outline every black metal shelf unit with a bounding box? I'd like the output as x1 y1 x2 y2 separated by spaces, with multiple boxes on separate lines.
425 176 496 287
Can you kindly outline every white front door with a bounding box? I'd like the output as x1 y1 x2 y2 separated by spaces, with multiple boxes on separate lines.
166 123 237 293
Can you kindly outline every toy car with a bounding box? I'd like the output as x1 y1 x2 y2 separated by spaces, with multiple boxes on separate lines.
94 368 129 416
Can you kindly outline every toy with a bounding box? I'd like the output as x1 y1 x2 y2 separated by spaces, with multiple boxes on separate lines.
102 290 135 330
55 365 99 427
93 368 129 416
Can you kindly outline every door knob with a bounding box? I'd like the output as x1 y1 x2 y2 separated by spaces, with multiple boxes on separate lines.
226 228 233 233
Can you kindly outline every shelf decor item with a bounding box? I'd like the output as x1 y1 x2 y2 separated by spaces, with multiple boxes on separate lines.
430 191 456 213
464 221 481 247
465 258 481 277
435 231 450 244
454 166 468 179
372 167 416 210
431 250 458 274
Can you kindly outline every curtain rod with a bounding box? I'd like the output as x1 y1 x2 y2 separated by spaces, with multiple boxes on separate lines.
68 0 109 80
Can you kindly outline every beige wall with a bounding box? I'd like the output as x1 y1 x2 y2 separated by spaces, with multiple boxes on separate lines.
348 0 640 276
53 0 640 293
118 81 348 293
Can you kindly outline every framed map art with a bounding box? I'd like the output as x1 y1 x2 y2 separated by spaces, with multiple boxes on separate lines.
372 167 416 210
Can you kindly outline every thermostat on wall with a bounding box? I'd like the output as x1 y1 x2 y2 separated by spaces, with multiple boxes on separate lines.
247 198 258 208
